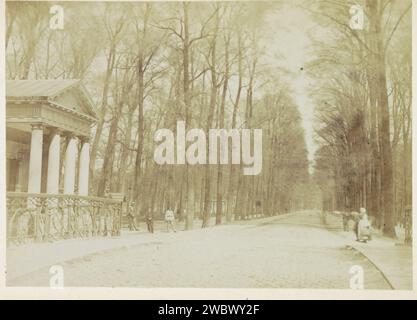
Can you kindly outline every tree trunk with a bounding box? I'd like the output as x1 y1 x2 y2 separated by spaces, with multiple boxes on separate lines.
366 0 396 237
227 32 243 221
215 33 230 225
202 8 219 228
90 45 116 188
117 106 135 192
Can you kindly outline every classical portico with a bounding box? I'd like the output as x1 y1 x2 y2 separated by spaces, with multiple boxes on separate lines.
6 80 123 244
6 80 96 196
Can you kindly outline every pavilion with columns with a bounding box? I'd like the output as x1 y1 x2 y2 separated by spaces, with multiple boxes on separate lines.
6 79 96 196
5 80 124 243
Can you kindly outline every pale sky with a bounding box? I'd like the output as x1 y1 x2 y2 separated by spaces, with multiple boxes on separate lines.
86 1 321 171
263 2 319 169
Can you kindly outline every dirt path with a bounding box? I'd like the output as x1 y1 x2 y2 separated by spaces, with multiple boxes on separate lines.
8 211 392 289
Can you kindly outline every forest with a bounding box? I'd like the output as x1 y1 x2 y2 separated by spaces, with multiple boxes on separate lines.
5 0 411 237
307 0 411 237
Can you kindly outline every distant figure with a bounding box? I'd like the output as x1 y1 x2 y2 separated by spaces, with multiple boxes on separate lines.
104 184 110 197
352 208 369 240
127 201 138 231
165 207 176 232
342 212 350 231
357 208 372 242
146 215 154 233
352 211 360 240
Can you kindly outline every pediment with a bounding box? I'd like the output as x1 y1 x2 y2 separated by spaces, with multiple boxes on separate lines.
6 80 97 121
51 85 97 120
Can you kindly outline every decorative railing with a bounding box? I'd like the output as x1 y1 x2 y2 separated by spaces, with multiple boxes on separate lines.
6 192 123 245
404 205 412 245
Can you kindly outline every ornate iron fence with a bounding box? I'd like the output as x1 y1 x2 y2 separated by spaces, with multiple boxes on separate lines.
404 205 412 245
7 192 123 245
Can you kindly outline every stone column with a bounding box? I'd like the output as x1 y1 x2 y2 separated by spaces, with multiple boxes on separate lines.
78 137 90 196
63 134 78 194
28 124 44 193
15 159 23 192
15 152 25 192
46 129 61 194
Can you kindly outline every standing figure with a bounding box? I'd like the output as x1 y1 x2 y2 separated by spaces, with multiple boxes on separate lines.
357 208 372 242
342 212 350 231
352 211 360 240
127 201 138 231
165 207 176 232
146 215 154 233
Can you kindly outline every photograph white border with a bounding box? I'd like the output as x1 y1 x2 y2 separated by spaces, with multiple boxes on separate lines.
0 0 416 300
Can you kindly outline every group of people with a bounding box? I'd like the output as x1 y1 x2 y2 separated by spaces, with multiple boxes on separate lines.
341 207 372 242
126 202 177 234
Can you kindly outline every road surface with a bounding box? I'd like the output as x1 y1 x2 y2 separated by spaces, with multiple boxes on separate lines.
8 211 392 289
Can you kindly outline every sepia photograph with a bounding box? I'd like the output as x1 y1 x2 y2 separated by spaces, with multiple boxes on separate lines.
2 0 414 293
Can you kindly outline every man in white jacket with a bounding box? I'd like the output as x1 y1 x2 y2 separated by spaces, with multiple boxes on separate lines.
357 207 372 242
165 207 176 232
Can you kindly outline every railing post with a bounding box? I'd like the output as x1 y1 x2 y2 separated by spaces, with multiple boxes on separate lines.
34 197 42 242
59 198 65 238
404 205 412 245
45 198 51 241
7 192 124 244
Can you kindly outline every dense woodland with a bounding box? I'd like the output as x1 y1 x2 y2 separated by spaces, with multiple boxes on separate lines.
6 1 312 228
6 1 411 236
306 0 411 237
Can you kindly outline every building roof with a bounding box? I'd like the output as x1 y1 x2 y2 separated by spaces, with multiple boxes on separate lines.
6 79 80 97
6 79 97 120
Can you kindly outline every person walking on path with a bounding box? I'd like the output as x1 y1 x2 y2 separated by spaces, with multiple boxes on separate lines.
352 210 360 240
357 207 372 242
353 208 370 241
165 207 176 232
340 212 349 231
146 215 154 233
127 201 138 231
